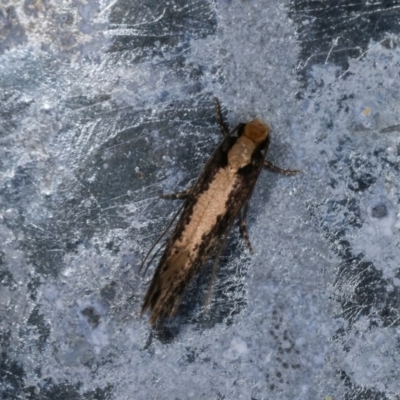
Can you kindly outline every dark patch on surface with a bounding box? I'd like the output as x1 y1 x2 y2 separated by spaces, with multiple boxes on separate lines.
0 91 33 137
265 309 302 393
108 0 216 59
27 306 51 351
371 203 388 219
329 144 379 193
24 0 43 18
0 165 37 206
0 165 69 277
21 380 113 400
27 276 41 301
347 174 376 193
59 33 77 49
311 193 400 329
57 12 74 26
312 139 400 336
183 347 197 363
83 384 114 400
0 6 27 55
336 244 400 328
337 94 354 113
100 281 117 302
339 369 390 400
81 306 101 328
0 351 25 399
0 268 15 288
289 0 400 83
153 320 181 344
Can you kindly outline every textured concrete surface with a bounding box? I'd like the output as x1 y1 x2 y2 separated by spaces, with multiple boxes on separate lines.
1 1 400 399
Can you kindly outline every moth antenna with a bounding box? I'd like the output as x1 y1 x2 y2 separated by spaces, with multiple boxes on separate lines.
139 202 185 275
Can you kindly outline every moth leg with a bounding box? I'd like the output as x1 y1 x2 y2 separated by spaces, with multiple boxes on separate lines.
264 160 301 176
239 203 253 254
160 188 191 200
214 97 230 138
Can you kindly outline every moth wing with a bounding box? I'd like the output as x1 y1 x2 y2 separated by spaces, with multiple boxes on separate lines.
141 137 266 325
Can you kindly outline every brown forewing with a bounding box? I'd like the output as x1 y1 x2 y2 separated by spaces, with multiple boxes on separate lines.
142 135 268 325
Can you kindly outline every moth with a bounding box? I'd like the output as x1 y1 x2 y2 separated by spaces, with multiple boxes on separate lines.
141 98 299 325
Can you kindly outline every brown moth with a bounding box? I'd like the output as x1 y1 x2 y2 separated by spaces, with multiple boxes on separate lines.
141 98 299 325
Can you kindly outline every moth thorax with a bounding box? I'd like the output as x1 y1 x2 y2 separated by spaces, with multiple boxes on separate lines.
243 119 270 144
228 139 255 168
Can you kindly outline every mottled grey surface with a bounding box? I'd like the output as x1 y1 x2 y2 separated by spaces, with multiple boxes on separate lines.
1 0 400 399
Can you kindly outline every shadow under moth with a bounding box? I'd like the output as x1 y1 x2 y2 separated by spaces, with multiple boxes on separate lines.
141 98 299 325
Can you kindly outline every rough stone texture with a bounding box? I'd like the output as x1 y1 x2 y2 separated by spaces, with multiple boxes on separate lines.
1 0 400 399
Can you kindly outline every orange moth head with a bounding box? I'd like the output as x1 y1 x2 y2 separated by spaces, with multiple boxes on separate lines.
243 119 270 144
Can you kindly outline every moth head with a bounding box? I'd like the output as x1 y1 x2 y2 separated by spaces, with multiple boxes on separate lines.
243 119 270 144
